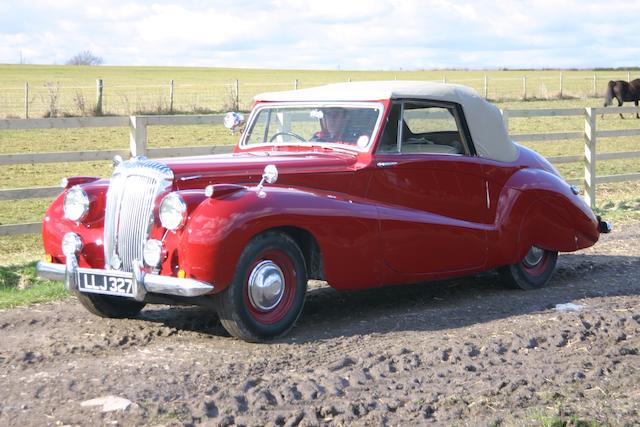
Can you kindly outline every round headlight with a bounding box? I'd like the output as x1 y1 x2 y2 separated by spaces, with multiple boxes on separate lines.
143 239 165 268
61 232 82 257
64 186 90 222
159 193 187 231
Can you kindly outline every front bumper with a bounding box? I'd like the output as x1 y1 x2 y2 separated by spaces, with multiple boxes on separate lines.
36 257 214 302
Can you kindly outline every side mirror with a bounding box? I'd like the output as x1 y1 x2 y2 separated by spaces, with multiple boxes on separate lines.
224 112 245 133
256 164 278 195
262 164 278 185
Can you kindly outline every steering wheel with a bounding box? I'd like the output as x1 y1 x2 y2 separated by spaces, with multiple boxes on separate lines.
269 131 307 143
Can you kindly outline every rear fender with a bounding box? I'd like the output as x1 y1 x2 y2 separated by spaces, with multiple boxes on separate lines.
178 186 381 291
492 168 599 265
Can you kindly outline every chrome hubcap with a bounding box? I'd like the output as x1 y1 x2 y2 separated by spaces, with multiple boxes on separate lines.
247 260 285 312
523 246 545 267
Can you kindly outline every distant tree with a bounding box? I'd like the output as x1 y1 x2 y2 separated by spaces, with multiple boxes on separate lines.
66 50 103 66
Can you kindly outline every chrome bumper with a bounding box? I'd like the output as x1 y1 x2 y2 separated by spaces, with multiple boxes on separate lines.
36 258 214 302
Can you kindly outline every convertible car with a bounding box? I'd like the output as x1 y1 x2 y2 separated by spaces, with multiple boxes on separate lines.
36 81 610 341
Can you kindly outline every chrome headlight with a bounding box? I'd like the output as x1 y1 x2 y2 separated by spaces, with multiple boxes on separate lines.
63 186 90 222
159 193 187 231
143 239 165 268
61 232 82 257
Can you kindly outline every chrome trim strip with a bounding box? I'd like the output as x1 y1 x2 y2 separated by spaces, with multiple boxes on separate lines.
36 260 214 300
485 181 491 210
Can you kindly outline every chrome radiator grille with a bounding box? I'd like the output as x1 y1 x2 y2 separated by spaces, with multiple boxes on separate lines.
103 159 173 272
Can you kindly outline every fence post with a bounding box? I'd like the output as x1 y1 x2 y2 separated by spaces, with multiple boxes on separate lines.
96 79 103 115
129 116 148 158
483 75 488 99
559 72 564 98
583 108 597 208
294 79 299 90
169 79 174 113
628 71 631 82
234 79 239 110
522 76 527 100
442 75 447 84
24 82 29 119
593 74 597 97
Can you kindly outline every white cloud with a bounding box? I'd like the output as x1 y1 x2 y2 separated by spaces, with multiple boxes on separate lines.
0 0 639 69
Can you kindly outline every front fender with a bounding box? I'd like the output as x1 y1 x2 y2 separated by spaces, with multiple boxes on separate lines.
42 180 109 268
178 186 381 291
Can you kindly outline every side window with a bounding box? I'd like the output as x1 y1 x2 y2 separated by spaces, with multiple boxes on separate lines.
401 103 467 155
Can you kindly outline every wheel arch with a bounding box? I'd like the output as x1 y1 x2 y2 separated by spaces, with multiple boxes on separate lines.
264 226 325 281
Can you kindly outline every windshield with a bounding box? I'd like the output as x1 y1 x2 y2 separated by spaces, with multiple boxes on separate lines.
241 103 384 150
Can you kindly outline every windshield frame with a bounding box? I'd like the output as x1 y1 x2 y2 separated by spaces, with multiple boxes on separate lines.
238 101 386 153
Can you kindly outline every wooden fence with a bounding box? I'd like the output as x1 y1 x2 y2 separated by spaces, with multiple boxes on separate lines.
4 71 639 119
1 106 640 236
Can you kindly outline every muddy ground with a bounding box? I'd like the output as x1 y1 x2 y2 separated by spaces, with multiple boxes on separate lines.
1 223 639 427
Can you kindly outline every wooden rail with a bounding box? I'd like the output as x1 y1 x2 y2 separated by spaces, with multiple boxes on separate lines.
504 106 640 208
1 106 640 235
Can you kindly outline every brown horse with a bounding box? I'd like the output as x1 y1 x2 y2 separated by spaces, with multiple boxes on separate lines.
603 79 640 118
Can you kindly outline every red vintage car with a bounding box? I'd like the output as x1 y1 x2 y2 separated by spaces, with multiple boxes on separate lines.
36 81 610 341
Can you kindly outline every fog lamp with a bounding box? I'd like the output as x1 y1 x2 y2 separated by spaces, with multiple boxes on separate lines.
143 239 165 268
61 232 82 257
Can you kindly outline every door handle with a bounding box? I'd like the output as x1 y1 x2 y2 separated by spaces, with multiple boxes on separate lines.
376 161 398 168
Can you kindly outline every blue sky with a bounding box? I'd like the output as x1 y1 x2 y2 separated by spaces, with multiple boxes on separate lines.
1 0 638 70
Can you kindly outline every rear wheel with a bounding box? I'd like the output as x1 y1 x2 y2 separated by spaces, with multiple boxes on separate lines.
499 246 558 290
77 293 146 318
216 232 307 342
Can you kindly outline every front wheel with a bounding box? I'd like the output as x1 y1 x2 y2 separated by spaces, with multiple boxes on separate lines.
77 293 146 318
499 246 558 290
216 232 308 342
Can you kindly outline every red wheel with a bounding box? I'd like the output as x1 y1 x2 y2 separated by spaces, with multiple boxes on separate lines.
499 246 558 290
243 249 297 325
217 232 307 342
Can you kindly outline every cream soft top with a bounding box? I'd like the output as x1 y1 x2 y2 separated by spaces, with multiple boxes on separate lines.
255 81 518 162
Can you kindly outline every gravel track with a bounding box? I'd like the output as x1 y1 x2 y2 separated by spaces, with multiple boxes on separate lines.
0 224 639 426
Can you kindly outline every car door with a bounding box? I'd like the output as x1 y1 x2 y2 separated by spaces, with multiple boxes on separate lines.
367 100 489 275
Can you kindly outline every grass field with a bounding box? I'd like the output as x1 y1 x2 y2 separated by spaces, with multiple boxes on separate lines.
1 65 640 308
1 64 638 117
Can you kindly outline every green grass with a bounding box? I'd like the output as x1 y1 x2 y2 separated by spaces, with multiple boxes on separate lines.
0 235 67 309
0 262 66 310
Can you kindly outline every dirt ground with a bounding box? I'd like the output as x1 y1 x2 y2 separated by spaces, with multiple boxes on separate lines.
1 223 639 427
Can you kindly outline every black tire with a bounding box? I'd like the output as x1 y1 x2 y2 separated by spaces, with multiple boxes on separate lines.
216 232 308 342
77 293 146 318
499 246 558 290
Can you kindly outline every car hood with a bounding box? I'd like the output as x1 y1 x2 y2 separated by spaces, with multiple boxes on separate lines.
159 150 360 190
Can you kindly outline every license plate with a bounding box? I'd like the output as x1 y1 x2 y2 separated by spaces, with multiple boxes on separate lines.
77 269 135 298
